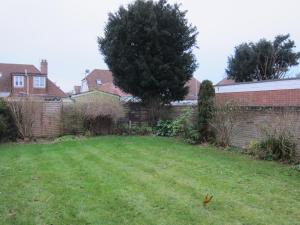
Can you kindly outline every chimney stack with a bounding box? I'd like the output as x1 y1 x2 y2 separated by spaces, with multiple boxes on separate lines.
41 59 48 75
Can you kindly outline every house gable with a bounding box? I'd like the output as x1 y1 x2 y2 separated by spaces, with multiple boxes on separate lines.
0 61 66 98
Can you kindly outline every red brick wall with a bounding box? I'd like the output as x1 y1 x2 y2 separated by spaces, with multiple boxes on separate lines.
216 89 300 106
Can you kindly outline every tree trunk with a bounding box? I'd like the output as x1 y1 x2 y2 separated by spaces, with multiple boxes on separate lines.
146 98 162 127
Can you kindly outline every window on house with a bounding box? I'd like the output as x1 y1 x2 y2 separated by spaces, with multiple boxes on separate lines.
33 76 46 88
13 76 24 88
96 79 102 85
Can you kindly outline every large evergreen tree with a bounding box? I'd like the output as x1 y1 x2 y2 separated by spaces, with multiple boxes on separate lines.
226 34 300 82
98 0 198 123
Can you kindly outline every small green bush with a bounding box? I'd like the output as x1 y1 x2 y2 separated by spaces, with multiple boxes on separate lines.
0 99 17 142
294 164 300 172
130 124 153 136
156 120 178 137
260 135 296 162
156 108 199 144
114 123 153 136
114 123 130 135
247 140 273 161
247 136 296 163
246 111 298 163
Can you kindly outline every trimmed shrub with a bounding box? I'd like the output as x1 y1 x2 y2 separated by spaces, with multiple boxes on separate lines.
198 80 215 142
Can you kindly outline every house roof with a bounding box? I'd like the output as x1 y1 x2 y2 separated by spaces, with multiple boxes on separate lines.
216 78 236 86
0 62 67 98
84 69 201 99
72 89 120 99
47 79 68 98
0 63 40 92
97 83 131 97
84 69 129 97
85 69 113 87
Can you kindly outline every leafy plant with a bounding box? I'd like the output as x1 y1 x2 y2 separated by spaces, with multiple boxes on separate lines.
130 124 153 136
247 140 272 160
246 113 297 163
156 120 179 137
0 98 17 142
114 123 153 136
294 164 300 172
156 108 199 144
259 134 296 162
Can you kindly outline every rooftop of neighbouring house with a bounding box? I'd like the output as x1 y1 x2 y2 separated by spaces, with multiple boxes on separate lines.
0 61 67 98
215 77 300 90
0 63 41 93
81 69 201 100
215 77 236 86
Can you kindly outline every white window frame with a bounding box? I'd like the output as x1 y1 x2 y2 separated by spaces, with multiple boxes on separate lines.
96 79 102 85
33 76 46 88
13 75 24 88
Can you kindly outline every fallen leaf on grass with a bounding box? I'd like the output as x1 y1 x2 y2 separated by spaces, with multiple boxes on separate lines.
8 209 16 217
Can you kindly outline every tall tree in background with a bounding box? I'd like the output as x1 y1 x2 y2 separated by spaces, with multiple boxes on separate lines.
227 34 300 82
198 80 215 142
98 0 198 124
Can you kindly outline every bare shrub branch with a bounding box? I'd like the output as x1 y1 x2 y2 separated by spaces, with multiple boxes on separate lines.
210 102 240 147
6 97 43 140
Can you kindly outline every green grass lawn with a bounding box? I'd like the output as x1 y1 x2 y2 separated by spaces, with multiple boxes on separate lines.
0 136 299 225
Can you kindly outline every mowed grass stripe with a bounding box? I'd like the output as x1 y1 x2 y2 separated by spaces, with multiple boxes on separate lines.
0 136 299 225
58 142 159 224
0 144 54 225
83 145 198 225
81 143 276 224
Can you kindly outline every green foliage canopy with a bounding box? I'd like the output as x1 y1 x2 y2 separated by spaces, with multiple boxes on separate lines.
226 34 300 82
98 0 198 105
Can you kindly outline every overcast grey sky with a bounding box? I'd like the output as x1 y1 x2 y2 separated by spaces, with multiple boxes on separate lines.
1 0 300 91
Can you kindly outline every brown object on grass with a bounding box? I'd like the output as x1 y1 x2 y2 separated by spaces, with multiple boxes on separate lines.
203 194 213 207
